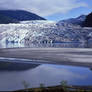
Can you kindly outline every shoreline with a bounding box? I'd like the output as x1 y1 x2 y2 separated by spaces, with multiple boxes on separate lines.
14 85 92 92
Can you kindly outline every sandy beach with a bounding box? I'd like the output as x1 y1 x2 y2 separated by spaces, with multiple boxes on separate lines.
0 48 92 67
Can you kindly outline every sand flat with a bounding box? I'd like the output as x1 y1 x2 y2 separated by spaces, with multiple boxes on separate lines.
0 48 92 67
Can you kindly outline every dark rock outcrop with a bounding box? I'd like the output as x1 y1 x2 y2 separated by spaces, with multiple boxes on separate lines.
84 12 92 27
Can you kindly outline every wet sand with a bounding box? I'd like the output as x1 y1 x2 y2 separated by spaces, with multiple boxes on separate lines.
0 48 92 67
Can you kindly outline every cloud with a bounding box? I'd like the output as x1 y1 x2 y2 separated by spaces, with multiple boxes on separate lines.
0 0 87 16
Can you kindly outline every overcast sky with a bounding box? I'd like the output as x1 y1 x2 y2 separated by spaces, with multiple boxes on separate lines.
0 0 92 20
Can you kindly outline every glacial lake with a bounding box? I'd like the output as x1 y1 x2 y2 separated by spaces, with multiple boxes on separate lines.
0 61 92 91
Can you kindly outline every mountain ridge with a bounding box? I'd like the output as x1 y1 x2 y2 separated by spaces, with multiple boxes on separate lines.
0 10 46 24
57 15 86 27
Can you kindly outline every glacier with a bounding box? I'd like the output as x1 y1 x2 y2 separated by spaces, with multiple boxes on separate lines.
0 20 92 48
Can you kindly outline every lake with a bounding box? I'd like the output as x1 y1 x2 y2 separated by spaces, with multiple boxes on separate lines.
0 61 92 91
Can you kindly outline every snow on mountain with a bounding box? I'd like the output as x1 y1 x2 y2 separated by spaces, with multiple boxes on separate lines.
57 15 86 27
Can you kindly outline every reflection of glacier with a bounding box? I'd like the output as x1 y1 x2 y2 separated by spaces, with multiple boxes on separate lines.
0 20 92 48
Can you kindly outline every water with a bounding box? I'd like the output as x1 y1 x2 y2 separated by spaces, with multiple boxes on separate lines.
0 61 92 91
0 41 92 91
0 41 92 48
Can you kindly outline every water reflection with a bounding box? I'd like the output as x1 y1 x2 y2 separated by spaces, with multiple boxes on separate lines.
0 63 92 91
0 41 25 48
0 61 39 71
0 41 92 48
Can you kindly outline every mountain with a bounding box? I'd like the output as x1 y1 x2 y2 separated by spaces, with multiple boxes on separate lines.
0 13 92 48
57 15 86 27
84 12 92 27
0 14 18 24
0 10 46 24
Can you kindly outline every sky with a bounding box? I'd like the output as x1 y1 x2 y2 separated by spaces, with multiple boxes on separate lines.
0 0 92 21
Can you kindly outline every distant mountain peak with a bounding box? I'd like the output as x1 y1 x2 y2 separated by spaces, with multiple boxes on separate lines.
57 14 86 27
76 15 86 21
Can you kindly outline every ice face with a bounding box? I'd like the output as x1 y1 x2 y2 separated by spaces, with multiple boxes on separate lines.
0 21 56 47
0 20 92 48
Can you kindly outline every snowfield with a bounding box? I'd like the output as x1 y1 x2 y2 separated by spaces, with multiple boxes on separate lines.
0 20 92 48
